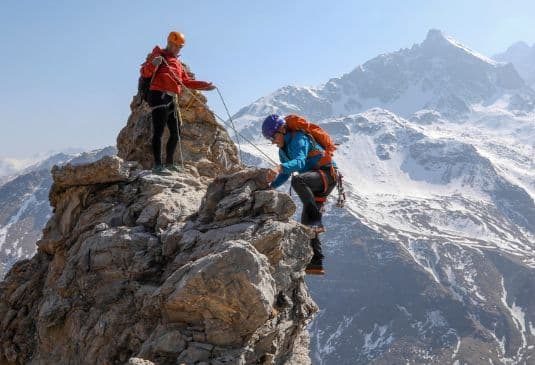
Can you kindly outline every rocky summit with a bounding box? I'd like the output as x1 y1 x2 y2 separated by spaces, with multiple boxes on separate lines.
0 88 317 364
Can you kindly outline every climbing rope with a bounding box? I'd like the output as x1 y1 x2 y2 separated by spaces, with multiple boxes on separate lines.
148 56 351 215
152 56 278 166
216 87 243 163
151 60 350 210
172 94 185 169
176 78 278 166
178 73 349 210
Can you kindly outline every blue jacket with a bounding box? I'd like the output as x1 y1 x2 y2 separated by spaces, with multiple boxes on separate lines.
270 131 324 189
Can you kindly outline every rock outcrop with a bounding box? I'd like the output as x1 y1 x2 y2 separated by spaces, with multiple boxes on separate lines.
0 88 317 364
117 91 240 178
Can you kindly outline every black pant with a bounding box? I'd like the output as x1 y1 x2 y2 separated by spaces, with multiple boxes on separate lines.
148 90 182 166
291 168 337 264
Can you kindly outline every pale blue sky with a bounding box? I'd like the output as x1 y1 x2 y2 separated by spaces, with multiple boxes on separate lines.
1 0 534 158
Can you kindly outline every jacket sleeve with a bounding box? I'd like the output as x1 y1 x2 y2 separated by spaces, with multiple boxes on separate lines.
180 67 212 90
270 172 290 189
269 149 290 189
280 133 309 174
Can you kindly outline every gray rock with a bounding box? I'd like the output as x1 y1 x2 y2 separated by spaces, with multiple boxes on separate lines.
160 240 275 346
0 136 315 365
51 155 137 189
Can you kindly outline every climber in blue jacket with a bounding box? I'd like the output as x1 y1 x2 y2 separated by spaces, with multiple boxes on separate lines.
263 114 338 275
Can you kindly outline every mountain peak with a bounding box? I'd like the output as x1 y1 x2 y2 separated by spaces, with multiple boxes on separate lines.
421 29 499 66
495 41 535 60
424 28 447 42
508 41 531 51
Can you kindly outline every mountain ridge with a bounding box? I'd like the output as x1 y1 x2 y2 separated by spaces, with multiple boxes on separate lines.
0 147 117 279
494 41 535 88
230 29 535 364
233 29 534 138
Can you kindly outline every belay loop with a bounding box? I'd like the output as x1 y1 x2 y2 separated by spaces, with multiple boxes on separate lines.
336 170 346 208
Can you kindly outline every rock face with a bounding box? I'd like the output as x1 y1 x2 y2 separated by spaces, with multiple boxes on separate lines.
117 91 240 177
0 88 316 364
0 147 117 279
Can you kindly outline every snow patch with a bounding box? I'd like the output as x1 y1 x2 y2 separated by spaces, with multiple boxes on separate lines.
500 278 529 359
362 324 394 358
444 35 500 65
0 191 38 251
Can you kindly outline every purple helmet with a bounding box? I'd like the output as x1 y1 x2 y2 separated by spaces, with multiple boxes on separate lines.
262 114 285 139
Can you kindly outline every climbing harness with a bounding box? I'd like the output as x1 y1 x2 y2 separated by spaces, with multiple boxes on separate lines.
150 101 173 111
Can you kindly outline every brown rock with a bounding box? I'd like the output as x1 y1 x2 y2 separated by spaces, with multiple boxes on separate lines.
51 155 137 189
116 90 240 175
0 88 316 365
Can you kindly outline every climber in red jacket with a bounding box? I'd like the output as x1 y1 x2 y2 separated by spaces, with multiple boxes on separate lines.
140 31 215 175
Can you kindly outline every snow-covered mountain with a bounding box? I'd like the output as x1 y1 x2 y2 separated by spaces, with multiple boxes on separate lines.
232 30 535 364
1 28 533 363
495 41 535 89
0 157 36 184
0 147 116 278
0 148 86 184
234 29 534 142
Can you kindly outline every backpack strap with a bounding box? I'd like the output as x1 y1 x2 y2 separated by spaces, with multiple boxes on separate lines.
307 142 332 168
288 131 333 169
317 169 329 194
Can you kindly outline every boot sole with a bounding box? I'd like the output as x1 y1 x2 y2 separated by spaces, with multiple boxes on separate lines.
305 268 325 275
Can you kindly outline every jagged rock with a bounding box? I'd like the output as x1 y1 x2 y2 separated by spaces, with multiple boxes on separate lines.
116 89 241 175
51 155 137 188
159 240 276 346
0 95 317 365
176 342 214 364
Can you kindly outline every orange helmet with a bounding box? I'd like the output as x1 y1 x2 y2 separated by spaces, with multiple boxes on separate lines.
167 31 185 46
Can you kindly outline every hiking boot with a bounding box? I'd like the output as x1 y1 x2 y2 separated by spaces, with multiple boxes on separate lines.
306 255 325 275
152 165 172 176
305 262 325 275
165 164 182 173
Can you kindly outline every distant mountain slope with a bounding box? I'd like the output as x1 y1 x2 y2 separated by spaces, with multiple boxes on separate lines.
233 29 534 141
495 41 535 89
0 147 116 278
231 29 535 364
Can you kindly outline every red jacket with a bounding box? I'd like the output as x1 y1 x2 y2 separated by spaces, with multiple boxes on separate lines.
140 46 211 94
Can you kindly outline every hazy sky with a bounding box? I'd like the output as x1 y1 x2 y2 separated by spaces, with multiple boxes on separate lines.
1 0 534 158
